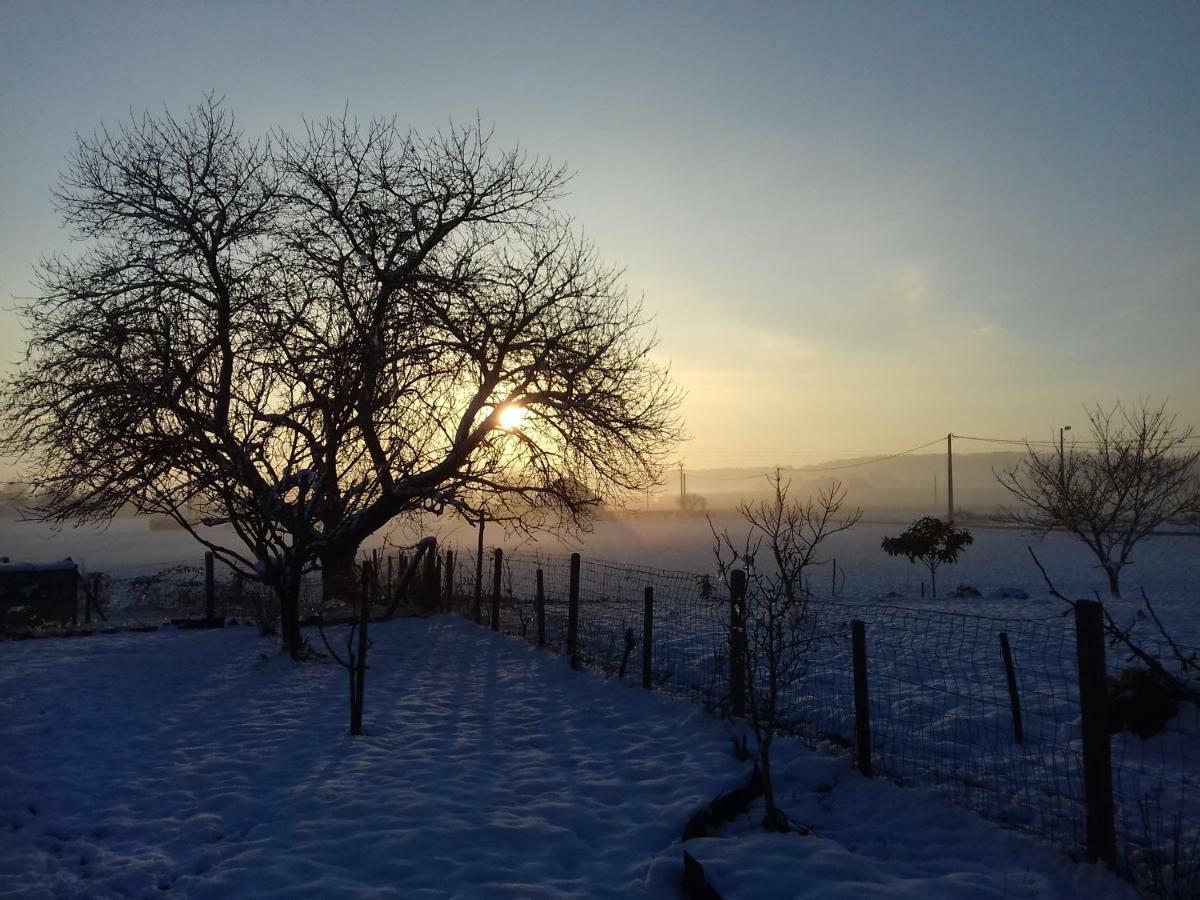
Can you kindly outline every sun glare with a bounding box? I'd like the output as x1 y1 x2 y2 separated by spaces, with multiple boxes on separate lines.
498 404 528 430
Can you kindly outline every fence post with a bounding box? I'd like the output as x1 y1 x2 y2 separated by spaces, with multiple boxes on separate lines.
422 542 439 614
473 516 485 624
231 571 244 621
395 552 407 609
729 570 746 717
204 551 215 622
351 560 370 735
643 586 654 690
851 619 873 777
1075 600 1116 867
490 548 503 632
998 632 1025 745
567 552 580 668
386 555 394 607
360 558 372 607
535 568 546 648
444 550 454 613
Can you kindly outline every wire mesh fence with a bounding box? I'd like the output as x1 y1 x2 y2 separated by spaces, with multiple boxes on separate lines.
11 543 1194 893
452 546 1199 895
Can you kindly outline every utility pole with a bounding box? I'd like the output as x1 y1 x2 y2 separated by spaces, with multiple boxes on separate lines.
946 433 955 523
933 473 938 510
678 460 685 508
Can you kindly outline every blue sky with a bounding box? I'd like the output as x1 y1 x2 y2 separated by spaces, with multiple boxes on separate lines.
2 1 1198 467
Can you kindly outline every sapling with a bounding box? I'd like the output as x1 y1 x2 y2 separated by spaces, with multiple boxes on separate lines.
711 471 861 832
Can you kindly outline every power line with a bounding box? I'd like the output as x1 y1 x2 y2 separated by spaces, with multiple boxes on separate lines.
688 437 947 480
798 436 947 471
954 433 1200 448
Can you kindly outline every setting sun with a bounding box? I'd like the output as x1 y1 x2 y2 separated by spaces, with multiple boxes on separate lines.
498 404 528 430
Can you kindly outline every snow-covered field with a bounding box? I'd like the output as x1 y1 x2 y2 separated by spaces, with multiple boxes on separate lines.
1 618 1136 899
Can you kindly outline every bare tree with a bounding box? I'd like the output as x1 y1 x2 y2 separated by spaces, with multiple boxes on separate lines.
253 111 684 601
0 98 682 658
712 472 861 832
996 401 1200 597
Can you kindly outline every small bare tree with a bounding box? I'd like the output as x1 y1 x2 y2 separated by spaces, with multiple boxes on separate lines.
997 401 1200 597
712 471 861 832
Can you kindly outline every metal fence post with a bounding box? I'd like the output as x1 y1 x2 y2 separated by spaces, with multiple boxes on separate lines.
204 551 215 622
1075 600 1116 867
642 586 654 690
851 619 873 777
567 553 580 668
535 568 546 648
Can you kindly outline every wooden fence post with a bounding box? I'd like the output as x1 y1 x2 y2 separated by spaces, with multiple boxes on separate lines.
422 542 439 614
643 586 654 690
231 571 244 621
851 619 873 777
490 548 503 632
394 552 407 610
359 558 371 608
444 549 454 613
535 568 546 648
729 569 747 717
386 555 394 607
998 632 1025 745
567 552 580 668
204 551 215 622
1075 600 1116 867
351 560 370 735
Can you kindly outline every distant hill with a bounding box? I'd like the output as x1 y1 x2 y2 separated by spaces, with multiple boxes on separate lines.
657 451 1028 515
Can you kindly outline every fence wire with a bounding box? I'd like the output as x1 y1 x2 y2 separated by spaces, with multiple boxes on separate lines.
454 547 1198 895
32 545 1197 894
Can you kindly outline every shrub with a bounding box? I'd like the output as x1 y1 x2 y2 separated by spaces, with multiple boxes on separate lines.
1108 666 1180 739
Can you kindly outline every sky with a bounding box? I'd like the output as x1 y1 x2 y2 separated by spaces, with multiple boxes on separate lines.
2 0 1198 472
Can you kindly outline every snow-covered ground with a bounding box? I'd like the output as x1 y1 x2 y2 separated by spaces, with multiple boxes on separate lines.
1 617 1135 898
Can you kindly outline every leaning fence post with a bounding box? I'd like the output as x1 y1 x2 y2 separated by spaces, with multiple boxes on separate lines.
444 550 454 613
567 552 581 668
851 619 873 777
204 551 215 622
729 569 747 717
535 568 546 648
642 586 654 690
998 632 1025 745
490 548 503 632
1075 600 1116 867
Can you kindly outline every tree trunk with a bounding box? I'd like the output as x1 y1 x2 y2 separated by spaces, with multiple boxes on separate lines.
1105 565 1122 599
273 563 304 660
321 548 360 608
758 739 789 832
